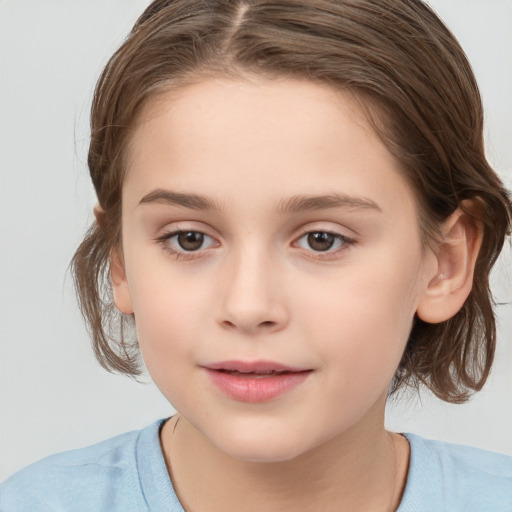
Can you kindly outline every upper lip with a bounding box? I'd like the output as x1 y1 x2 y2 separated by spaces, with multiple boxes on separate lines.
203 360 310 373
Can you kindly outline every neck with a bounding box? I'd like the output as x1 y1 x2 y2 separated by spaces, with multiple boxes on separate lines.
161 406 409 512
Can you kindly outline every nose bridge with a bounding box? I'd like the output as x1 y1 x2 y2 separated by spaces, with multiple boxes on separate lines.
218 239 287 333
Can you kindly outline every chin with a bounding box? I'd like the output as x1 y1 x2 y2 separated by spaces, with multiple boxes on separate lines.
223 439 307 464
207 421 319 464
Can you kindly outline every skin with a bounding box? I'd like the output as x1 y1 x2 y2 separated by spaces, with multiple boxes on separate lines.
110 77 481 511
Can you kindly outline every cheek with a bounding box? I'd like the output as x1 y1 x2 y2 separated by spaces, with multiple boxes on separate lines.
132 285 209 412
296 249 422 386
127 265 209 376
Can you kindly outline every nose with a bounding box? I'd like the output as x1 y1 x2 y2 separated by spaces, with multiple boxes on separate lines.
217 247 289 335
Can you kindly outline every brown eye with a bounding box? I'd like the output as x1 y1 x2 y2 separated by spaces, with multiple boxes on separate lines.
177 231 204 251
307 232 335 251
294 230 354 256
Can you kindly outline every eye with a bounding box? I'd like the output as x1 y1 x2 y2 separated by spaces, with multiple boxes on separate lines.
295 231 353 253
175 231 206 251
158 230 217 254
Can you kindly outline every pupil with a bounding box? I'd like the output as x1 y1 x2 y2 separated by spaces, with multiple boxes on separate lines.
178 231 204 251
308 232 334 251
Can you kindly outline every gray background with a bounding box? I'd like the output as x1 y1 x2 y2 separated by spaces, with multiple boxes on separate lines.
1 0 511 480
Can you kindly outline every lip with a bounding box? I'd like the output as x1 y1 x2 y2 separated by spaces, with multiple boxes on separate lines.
202 360 312 403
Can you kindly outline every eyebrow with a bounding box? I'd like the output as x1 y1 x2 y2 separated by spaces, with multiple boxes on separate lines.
138 189 381 213
138 189 222 210
279 193 381 213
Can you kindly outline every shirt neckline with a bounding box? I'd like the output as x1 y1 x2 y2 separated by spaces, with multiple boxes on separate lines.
136 419 441 512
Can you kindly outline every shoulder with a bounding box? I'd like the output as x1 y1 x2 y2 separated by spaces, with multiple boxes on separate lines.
0 421 165 512
399 433 512 512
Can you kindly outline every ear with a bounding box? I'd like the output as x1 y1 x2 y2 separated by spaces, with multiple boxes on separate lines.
94 204 134 314
416 200 484 324
110 247 134 315
93 203 106 229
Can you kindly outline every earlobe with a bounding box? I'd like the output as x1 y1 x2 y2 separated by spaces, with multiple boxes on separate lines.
110 249 134 315
417 201 483 324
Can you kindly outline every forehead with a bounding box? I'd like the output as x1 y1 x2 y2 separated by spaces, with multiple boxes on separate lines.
124 77 415 217
133 77 379 162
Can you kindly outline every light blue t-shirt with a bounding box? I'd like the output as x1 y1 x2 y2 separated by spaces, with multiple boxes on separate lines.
1 419 511 511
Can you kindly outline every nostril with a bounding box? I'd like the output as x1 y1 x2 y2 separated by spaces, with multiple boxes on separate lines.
220 319 277 332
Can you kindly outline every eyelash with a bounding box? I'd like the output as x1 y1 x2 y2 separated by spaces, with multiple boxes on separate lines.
155 230 217 260
294 230 356 259
155 229 356 260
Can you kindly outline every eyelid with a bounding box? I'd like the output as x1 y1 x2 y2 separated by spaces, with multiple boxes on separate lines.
162 230 217 247
295 231 354 248
155 220 219 242
294 222 357 242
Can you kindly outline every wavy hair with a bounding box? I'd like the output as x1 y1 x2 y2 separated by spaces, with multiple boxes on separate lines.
71 0 512 403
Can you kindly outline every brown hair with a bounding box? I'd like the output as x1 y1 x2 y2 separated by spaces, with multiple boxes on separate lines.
72 0 511 402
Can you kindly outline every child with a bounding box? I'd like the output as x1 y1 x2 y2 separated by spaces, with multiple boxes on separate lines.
2 0 511 510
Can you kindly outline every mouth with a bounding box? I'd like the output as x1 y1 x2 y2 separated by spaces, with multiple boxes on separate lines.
202 360 312 402
205 360 308 373
215 369 294 379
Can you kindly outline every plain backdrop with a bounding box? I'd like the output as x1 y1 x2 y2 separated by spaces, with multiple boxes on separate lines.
1 0 511 481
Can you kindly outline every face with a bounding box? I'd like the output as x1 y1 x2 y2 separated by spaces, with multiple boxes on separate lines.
115 77 437 462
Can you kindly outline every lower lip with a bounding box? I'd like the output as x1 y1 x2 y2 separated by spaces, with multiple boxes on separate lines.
205 369 311 403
